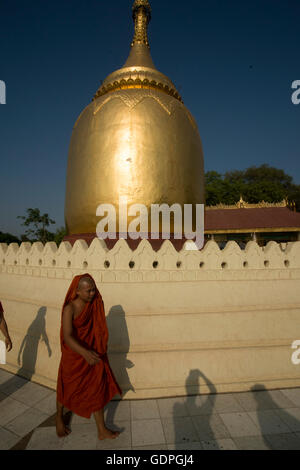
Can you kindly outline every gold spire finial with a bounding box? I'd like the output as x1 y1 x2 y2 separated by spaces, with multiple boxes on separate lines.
131 0 152 48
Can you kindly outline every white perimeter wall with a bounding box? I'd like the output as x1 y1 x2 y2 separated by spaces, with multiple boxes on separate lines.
0 239 300 398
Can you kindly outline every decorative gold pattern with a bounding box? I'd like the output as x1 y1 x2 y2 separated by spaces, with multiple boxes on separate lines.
205 228 300 234
132 0 151 12
93 77 183 103
131 0 152 47
206 197 295 210
92 0 182 103
93 89 177 116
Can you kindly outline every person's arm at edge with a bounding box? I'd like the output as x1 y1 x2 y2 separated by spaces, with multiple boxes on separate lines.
0 310 12 351
62 304 100 365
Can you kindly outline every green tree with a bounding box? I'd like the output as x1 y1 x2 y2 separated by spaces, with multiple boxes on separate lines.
0 232 20 244
205 164 300 211
18 208 56 244
54 226 67 246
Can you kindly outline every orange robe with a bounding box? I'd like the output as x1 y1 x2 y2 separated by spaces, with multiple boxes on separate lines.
56 274 122 418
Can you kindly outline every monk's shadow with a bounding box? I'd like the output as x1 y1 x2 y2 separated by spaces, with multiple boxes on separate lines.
105 305 134 428
0 306 52 402
250 384 300 450
173 369 218 449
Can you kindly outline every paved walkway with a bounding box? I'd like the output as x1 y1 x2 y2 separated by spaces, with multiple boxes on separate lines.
1 368 300 450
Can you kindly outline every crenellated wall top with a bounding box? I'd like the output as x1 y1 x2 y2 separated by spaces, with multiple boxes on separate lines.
0 240 299 278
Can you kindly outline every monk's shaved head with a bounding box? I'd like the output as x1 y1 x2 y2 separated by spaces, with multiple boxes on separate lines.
77 276 96 290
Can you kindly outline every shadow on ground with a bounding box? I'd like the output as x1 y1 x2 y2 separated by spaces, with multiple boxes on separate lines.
251 383 300 450
173 369 218 449
172 372 300 450
0 306 51 402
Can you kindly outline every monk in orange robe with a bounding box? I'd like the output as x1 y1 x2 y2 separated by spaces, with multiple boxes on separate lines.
56 273 122 440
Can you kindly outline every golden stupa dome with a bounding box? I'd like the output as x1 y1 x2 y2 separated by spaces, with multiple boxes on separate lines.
65 0 205 236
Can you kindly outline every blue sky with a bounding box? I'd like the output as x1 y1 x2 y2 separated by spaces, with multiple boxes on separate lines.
0 0 299 236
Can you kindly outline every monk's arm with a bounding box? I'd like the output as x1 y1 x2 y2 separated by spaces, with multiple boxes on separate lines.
62 305 89 357
62 305 100 365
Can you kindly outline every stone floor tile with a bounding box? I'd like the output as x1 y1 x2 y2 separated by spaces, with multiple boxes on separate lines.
208 393 244 414
104 400 131 423
273 408 300 433
264 432 300 450
131 400 160 420
264 390 296 409
234 392 263 412
201 438 238 450
33 392 57 415
5 381 53 407
161 416 199 445
70 413 93 425
132 419 166 447
0 368 14 385
280 388 300 407
96 420 132 450
26 426 65 450
71 414 97 429
192 413 230 440
247 409 292 435
233 435 271 450
5 407 49 437
0 426 21 450
62 423 98 450
157 397 189 418
185 395 215 416
133 444 169 450
0 370 299 452
0 374 28 395
167 442 202 450
0 396 29 426
234 389 294 412
106 447 133 450
9 431 36 450
219 412 261 438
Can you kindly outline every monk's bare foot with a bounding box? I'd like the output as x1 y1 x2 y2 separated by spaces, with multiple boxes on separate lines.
98 427 120 440
56 414 71 437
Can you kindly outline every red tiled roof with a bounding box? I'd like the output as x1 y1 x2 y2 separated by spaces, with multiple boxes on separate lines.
204 207 300 232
